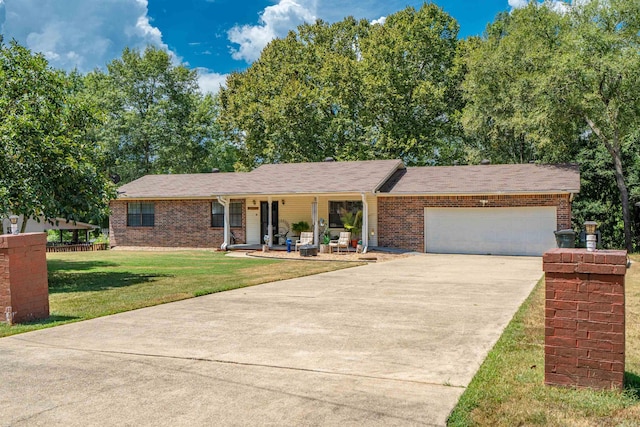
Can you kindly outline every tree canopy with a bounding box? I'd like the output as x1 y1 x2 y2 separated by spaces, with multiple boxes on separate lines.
219 4 463 169
85 46 235 183
0 40 114 231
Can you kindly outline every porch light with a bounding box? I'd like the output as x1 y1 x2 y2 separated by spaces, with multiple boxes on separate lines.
9 215 19 235
584 221 598 252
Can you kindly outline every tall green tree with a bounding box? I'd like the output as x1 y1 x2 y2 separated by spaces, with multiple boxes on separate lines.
86 46 233 182
361 4 462 163
220 17 371 168
462 0 640 250
0 40 114 231
219 4 463 169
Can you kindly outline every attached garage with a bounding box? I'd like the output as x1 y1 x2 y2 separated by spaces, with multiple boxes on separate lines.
376 163 581 256
424 207 558 256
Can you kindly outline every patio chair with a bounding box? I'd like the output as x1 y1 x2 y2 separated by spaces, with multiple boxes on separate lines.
329 232 351 254
295 232 314 252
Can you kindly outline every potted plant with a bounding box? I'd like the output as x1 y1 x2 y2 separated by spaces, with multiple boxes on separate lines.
291 221 310 237
340 209 362 248
318 218 331 253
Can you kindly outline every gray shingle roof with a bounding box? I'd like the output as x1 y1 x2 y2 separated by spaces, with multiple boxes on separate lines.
379 164 580 195
117 161 579 199
117 159 404 198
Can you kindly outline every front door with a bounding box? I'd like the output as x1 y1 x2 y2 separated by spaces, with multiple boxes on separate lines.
260 201 278 243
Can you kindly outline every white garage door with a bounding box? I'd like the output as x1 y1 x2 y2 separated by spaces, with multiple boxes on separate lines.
424 207 557 256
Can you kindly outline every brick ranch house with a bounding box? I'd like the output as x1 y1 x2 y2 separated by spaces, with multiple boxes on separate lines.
110 159 580 256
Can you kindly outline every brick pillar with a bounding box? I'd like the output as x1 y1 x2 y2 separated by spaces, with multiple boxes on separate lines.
0 233 49 324
543 248 626 390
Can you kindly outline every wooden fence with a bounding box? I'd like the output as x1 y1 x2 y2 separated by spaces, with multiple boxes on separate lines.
46 243 109 253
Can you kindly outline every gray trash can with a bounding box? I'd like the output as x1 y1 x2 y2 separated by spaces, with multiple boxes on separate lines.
554 229 576 248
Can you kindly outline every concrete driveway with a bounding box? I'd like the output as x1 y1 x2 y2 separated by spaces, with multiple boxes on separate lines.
0 254 542 426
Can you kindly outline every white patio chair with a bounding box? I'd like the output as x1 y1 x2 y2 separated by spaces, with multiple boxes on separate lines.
295 232 314 252
329 232 351 254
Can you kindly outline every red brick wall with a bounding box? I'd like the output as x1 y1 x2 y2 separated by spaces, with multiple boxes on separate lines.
543 249 626 390
377 194 571 252
109 199 246 248
0 233 49 324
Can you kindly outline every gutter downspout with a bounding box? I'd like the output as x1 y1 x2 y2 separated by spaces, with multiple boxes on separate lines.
217 196 230 251
361 193 369 254
313 197 319 248
268 197 273 247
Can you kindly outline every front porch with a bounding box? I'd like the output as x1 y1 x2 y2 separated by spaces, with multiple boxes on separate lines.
219 193 379 252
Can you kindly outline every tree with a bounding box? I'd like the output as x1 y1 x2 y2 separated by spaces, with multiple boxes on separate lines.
86 46 233 182
220 17 371 168
0 40 114 232
361 4 462 164
219 4 463 169
561 0 640 251
462 0 640 250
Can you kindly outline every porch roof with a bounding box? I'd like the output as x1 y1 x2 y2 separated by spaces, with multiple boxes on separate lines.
378 163 580 195
117 159 404 199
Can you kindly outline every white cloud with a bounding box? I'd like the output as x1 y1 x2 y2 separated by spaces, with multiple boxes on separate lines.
228 0 317 63
508 0 529 8
508 0 576 13
371 16 386 26
197 68 228 94
0 0 167 72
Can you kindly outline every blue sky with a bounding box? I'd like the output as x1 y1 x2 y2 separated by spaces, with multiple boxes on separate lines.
0 0 561 92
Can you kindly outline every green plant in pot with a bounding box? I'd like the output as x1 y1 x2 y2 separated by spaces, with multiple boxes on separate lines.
340 208 362 247
291 221 310 236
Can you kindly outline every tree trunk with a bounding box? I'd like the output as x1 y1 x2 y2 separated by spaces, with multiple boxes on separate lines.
19 218 27 234
586 117 633 252
611 149 633 252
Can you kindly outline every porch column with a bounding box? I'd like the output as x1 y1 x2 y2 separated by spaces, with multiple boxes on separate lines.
312 197 319 248
361 193 369 253
267 197 273 247
217 196 230 250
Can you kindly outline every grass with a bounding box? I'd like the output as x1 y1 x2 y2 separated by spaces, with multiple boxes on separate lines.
0 250 362 338
448 254 640 426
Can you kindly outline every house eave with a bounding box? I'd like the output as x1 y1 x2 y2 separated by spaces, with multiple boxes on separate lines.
378 190 580 197
115 191 378 201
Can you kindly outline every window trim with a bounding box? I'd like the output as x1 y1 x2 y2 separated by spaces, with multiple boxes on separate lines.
211 201 242 228
127 202 155 227
328 200 362 228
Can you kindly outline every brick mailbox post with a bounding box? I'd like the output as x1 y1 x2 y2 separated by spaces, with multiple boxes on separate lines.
543 248 626 390
0 233 49 324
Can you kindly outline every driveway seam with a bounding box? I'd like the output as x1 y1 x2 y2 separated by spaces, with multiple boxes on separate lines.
8 336 467 389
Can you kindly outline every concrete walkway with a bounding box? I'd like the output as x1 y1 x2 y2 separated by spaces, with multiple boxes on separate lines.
0 254 542 426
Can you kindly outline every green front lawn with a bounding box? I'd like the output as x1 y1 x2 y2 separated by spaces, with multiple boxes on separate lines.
448 254 640 426
0 250 362 338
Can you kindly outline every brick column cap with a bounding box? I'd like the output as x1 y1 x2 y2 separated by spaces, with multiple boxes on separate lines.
543 248 627 275
0 232 47 249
